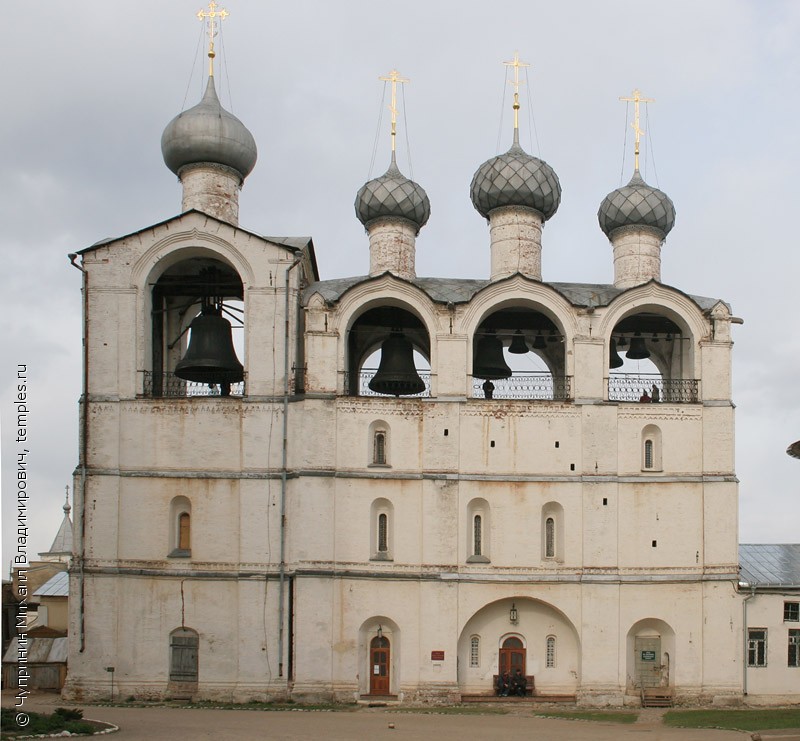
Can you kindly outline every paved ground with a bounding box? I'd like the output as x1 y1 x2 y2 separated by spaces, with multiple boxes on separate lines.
2 691 783 741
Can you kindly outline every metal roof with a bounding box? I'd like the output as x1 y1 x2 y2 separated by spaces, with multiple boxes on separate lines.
32 570 69 598
739 544 800 588
2 637 68 664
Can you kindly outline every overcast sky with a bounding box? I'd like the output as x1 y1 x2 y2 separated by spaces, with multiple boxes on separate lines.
3 1 798 570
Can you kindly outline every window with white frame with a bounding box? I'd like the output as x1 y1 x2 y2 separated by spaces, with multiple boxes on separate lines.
546 636 556 668
370 498 393 561
466 499 490 562
789 630 800 668
369 421 390 466
470 635 480 667
541 502 564 562
785 602 799 622
641 424 662 471
748 629 767 667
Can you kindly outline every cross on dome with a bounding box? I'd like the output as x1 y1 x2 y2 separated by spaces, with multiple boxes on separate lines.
197 2 229 77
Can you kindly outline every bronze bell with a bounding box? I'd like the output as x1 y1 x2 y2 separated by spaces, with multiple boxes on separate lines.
609 338 624 369
508 330 529 354
473 331 512 380
369 332 425 396
626 332 651 360
175 308 244 384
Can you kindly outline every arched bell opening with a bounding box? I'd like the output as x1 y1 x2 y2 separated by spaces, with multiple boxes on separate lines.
347 306 431 397
148 257 244 397
608 311 697 403
471 307 569 400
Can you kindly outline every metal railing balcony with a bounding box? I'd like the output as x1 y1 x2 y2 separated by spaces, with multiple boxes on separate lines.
470 373 572 401
142 371 245 398
608 374 699 403
344 369 432 398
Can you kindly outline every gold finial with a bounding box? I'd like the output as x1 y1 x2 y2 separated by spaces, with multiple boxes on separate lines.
619 88 654 172
503 51 530 133
197 2 229 77
379 69 410 153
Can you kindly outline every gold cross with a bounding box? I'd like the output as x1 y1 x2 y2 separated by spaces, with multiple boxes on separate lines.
503 51 530 131
197 2 229 77
619 88 654 171
379 69 410 153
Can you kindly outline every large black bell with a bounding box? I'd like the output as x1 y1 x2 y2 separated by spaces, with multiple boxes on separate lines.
368 332 425 396
508 330 529 354
175 309 244 384
626 332 651 360
609 338 624 369
473 331 512 380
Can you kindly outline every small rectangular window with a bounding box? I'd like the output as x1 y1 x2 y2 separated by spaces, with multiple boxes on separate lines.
644 439 654 469
748 629 767 667
546 636 556 668
373 431 386 465
377 513 388 553
789 630 800 668
545 517 555 559
785 602 799 622
473 515 482 557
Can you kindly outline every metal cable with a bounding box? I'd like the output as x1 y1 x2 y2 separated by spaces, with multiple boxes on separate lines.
368 84 388 179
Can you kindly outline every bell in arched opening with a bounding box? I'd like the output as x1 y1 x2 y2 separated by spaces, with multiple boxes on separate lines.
508 330 529 354
473 331 512 380
626 332 651 360
609 338 624 369
175 306 244 387
368 332 425 397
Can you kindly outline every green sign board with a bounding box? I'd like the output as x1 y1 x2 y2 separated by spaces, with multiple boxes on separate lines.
641 650 656 661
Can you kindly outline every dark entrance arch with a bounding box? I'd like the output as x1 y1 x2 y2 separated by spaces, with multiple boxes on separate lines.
499 636 526 676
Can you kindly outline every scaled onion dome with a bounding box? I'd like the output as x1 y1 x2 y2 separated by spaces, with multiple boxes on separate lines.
355 154 430 232
161 77 257 181
598 170 675 239
470 133 561 220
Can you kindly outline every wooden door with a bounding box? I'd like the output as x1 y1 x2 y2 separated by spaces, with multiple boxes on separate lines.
369 636 390 695
499 636 526 676
634 635 661 688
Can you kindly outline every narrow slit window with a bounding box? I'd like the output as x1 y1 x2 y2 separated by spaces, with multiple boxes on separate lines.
374 431 386 465
644 439 654 469
378 513 388 553
473 515 482 556
178 512 191 550
545 517 555 558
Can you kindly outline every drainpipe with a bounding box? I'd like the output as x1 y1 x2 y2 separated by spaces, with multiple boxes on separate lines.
278 253 303 679
742 584 756 696
68 253 88 652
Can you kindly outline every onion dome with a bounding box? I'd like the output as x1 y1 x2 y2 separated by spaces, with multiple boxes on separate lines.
598 170 675 239
470 134 561 220
161 77 257 181
355 154 430 232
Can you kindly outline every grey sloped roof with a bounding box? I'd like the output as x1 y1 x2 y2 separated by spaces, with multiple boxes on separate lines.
33 570 69 598
2 637 68 664
303 274 724 312
739 544 800 588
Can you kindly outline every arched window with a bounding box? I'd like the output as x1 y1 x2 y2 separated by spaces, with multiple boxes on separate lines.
641 425 663 471
467 498 490 563
378 513 388 553
546 636 556 668
470 635 480 667
169 496 192 558
374 431 386 465
169 627 199 682
368 421 390 467
541 502 564 562
370 498 393 561
545 517 555 558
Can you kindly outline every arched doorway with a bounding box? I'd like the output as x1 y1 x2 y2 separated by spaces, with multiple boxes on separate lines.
499 636 526 676
369 635 390 695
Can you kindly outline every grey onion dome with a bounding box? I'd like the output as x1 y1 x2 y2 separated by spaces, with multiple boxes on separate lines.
470 134 561 220
161 76 257 180
355 155 431 231
598 170 676 239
